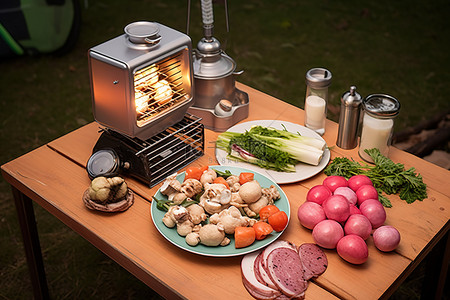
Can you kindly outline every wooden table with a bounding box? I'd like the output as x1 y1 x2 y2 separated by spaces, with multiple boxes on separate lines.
2 83 449 300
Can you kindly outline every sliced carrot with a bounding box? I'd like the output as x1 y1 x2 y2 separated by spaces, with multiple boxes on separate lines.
184 165 208 181
258 205 280 221
239 172 254 185
253 221 274 240
234 227 256 248
213 176 230 189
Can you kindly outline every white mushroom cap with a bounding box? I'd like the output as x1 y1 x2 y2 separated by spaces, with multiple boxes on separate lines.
199 224 226 246
239 180 262 204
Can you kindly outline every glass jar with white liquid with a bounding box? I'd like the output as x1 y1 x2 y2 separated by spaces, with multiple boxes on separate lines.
358 94 401 163
304 68 332 136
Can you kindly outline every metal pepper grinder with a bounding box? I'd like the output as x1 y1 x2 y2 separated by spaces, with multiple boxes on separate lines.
336 86 362 149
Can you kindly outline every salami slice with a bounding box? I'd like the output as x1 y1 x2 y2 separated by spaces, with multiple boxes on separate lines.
298 243 328 280
266 247 308 298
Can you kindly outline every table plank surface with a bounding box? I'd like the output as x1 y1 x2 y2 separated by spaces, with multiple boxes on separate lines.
2 83 449 299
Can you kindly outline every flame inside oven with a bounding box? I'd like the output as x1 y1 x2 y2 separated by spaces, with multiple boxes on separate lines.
134 52 188 127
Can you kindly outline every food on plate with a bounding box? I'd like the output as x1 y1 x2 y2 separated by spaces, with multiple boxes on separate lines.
299 173 401 264
241 240 327 299
267 211 288 232
324 148 427 207
83 176 134 212
216 125 326 172
235 227 256 249
154 166 288 248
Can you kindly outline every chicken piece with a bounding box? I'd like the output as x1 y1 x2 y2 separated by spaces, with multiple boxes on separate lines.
209 206 253 234
187 204 208 225
171 192 187 205
226 175 241 192
181 179 203 198
200 169 217 185
199 183 232 214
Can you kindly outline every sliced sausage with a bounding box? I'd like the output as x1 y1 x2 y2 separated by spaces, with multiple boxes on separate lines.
241 250 282 299
254 251 278 290
266 247 308 298
298 243 328 280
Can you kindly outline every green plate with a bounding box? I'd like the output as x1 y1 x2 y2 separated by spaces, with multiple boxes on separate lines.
150 165 290 257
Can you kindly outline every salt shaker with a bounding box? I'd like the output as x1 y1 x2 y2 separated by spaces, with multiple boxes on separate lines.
304 68 332 135
336 86 362 149
358 94 401 163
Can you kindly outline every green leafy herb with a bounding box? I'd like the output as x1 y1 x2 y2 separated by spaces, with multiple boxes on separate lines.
213 169 233 179
324 148 427 207
152 196 200 212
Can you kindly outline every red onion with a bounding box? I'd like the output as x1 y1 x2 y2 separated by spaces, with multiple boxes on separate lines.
349 205 362 215
344 214 372 240
312 219 344 249
323 175 348 193
306 185 332 205
334 186 357 206
356 184 379 206
337 234 369 264
373 225 401 252
297 201 326 230
322 195 350 223
348 175 373 192
359 199 386 228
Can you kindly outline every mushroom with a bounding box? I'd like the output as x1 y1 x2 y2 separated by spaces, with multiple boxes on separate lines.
239 180 262 204
160 173 181 196
262 185 281 205
248 196 269 214
177 220 195 236
200 169 217 185
162 205 189 228
226 175 241 192
198 224 230 247
186 204 208 225
199 183 232 214
185 232 201 246
209 206 254 234
181 179 203 198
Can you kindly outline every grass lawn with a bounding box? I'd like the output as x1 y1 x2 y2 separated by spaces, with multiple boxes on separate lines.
1 0 449 298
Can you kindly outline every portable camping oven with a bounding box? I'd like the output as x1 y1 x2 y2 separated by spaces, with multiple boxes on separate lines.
86 21 204 186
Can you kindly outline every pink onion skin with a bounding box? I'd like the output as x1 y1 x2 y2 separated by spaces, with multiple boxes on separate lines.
349 205 362 215
334 186 357 206
306 185 332 205
348 175 373 192
344 214 372 240
356 184 379 206
297 202 326 230
337 235 369 264
373 226 401 252
323 176 348 193
322 195 350 223
312 220 344 249
359 199 386 228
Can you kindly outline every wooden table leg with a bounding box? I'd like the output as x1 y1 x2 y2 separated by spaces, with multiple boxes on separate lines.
12 187 50 300
421 230 449 300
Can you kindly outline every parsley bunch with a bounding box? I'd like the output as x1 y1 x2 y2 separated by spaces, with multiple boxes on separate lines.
324 148 427 207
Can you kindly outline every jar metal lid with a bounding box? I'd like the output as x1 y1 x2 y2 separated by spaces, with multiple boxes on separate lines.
363 94 400 118
86 149 120 179
305 68 332 89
